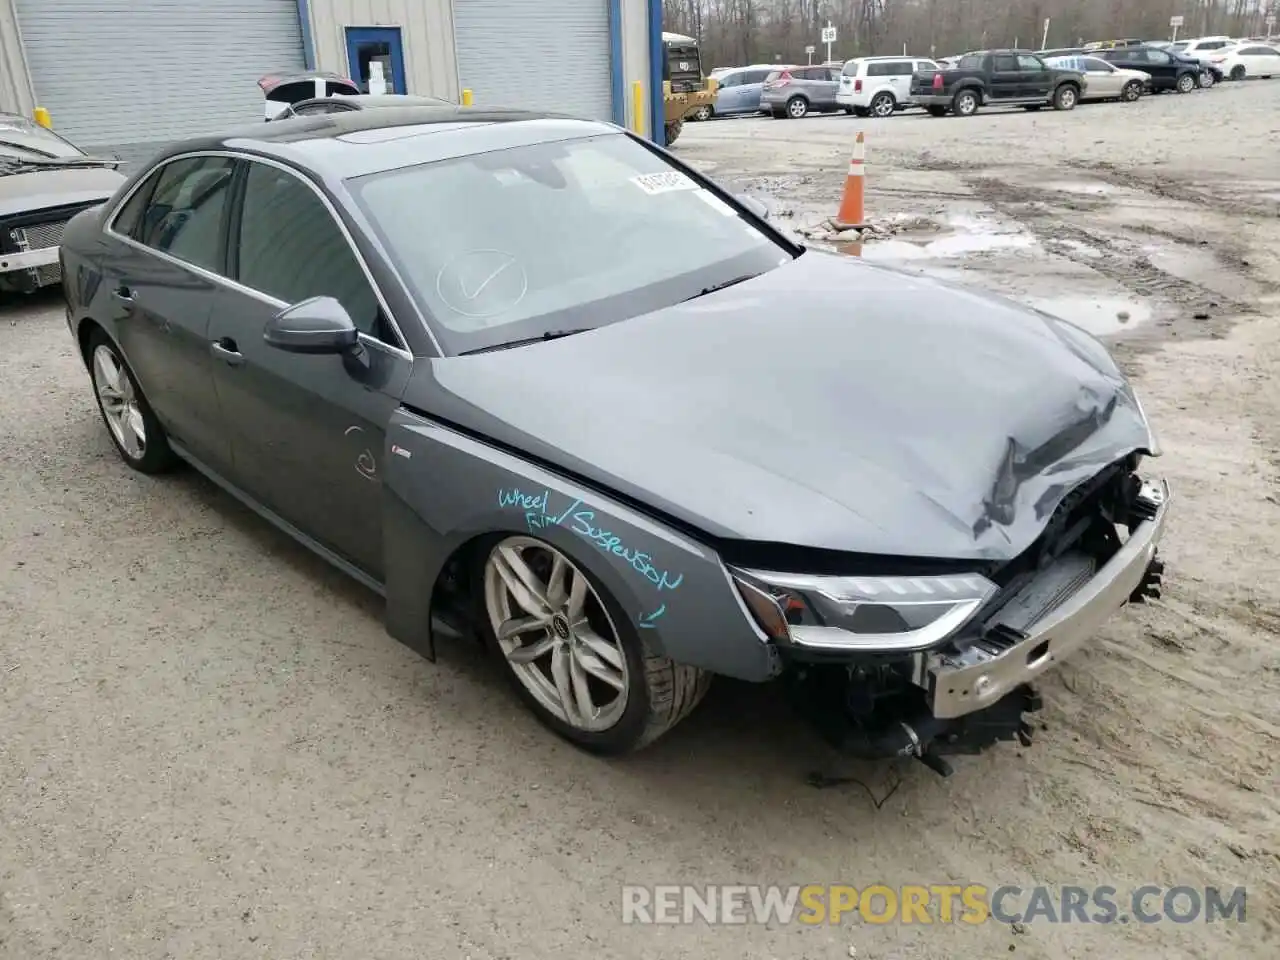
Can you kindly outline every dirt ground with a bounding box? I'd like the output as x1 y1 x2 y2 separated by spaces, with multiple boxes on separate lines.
2 83 1278 960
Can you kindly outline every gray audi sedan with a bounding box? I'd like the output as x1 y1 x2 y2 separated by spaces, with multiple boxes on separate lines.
60 105 1168 774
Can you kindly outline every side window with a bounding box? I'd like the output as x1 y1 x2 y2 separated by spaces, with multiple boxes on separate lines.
234 162 393 345
1018 55 1046 71
133 156 235 273
866 62 886 77
111 173 161 239
746 69 770 84
719 73 739 88
915 60 938 71
1146 50 1171 64
994 55 1019 72
887 60 911 74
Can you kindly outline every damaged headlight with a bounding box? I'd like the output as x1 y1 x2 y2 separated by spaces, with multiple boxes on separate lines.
729 566 997 652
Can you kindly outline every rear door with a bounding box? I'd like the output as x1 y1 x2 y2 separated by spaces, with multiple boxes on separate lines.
797 66 837 108
104 154 238 470
1081 57 1122 97
990 53 1023 99
742 68 772 110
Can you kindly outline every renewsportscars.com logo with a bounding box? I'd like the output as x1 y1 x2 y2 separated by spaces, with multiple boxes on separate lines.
621 884 1248 926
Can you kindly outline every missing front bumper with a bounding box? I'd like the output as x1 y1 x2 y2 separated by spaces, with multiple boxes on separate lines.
923 476 1170 720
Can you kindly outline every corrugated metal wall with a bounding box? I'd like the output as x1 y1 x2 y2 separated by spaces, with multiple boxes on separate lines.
307 0 459 101
0 0 34 117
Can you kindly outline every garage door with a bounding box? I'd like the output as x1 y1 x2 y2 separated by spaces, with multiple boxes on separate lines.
14 0 305 154
454 0 613 121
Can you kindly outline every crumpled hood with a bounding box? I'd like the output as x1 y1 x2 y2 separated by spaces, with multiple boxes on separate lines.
0 167 124 219
416 251 1154 562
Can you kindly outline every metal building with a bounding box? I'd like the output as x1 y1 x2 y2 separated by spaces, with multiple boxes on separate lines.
0 0 666 162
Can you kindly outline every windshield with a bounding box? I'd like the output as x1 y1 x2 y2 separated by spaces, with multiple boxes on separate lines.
348 132 792 354
0 114 87 161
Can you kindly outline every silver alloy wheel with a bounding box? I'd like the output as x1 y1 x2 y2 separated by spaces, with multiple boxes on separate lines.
1177 73 1195 92
484 536 630 732
1200 70 1215 88
956 92 977 115
92 344 146 459
871 93 895 117
787 97 808 118
1058 87 1077 108
692 104 712 121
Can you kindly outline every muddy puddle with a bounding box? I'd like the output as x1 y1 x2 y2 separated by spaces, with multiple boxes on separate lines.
1026 296 1151 335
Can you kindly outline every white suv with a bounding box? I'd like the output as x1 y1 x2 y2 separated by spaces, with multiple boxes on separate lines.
1178 36 1237 63
837 56 939 117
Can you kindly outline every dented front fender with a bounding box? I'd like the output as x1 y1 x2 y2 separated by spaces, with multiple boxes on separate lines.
381 409 777 682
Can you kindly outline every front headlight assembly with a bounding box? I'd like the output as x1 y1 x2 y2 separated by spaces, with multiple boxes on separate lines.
728 566 997 653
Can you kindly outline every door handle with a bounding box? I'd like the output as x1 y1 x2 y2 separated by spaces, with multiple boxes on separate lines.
111 285 135 303
211 338 244 366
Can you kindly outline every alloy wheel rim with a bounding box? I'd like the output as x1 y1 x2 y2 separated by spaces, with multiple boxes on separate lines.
959 95 975 113
1062 89 1075 107
92 345 146 459
789 99 805 117
873 96 893 117
484 536 630 732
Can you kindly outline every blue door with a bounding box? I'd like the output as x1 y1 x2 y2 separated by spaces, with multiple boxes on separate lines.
345 27 407 95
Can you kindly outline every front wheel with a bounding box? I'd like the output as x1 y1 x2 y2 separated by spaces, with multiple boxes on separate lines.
480 535 711 754
1175 72 1197 93
1052 84 1078 110
87 329 178 474
952 89 979 116
663 119 683 144
690 104 712 122
785 95 809 119
1121 80 1143 102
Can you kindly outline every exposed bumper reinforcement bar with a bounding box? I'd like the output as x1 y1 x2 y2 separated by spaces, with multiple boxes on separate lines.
926 476 1170 720
0 246 59 272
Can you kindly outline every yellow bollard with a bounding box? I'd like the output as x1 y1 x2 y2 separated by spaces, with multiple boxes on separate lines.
631 81 645 136
460 88 473 107
32 106 51 128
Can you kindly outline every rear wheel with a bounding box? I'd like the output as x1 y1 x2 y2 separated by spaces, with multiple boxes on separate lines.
785 95 809 119
1229 65 1246 81
1175 72 1197 93
690 104 712 122
952 89 979 116
479 535 711 754
869 91 896 118
1052 84 1078 110
1121 80 1143 101
87 329 178 475
1199 70 1215 88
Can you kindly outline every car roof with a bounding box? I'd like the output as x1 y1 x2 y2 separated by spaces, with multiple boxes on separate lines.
149 105 620 180
295 94 452 109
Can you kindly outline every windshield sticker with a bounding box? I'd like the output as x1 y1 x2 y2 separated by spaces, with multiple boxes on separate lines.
694 189 738 216
630 171 699 195
497 487 684 592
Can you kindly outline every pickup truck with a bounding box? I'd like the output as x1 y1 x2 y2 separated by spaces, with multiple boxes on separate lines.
910 50 1085 117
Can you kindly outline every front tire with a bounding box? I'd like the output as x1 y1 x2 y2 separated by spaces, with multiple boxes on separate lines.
87 329 178 474
785 95 809 119
1176 72 1197 93
480 535 710 754
1121 80 1143 101
690 104 712 122
1052 84 1078 110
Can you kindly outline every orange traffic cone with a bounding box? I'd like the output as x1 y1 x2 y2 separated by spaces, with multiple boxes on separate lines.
834 132 866 229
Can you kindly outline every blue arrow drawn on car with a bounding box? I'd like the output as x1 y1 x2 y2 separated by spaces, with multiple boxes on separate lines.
638 604 666 629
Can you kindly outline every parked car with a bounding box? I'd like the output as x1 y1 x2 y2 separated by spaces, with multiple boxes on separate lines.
1178 36 1236 63
1044 55 1150 101
760 65 841 118
1208 42 1280 80
270 93 453 120
57 104 1167 773
1082 39 1145 50
1094 46 1204 92
909 50 1084 117
259 71 362 120
837 55 941 117
0 113 124 294
702 65 776 118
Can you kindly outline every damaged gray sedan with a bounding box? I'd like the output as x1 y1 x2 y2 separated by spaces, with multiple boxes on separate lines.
58 106 1168 775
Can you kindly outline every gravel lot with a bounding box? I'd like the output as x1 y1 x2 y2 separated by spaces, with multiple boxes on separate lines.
3 82 1279 960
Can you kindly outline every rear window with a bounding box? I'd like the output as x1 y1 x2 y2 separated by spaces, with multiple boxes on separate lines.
764 70 783 82
958 54 985 70
841 60 861 76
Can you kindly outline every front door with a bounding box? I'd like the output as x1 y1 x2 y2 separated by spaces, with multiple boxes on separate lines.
345 27 407 95
1017 55 1053 98
207 159 412 580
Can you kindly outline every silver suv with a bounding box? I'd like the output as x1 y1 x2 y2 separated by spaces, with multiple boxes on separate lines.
759 65 841 118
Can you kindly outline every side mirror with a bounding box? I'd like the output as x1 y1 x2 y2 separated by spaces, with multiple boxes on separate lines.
735 193 770 220
264 296 359 354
